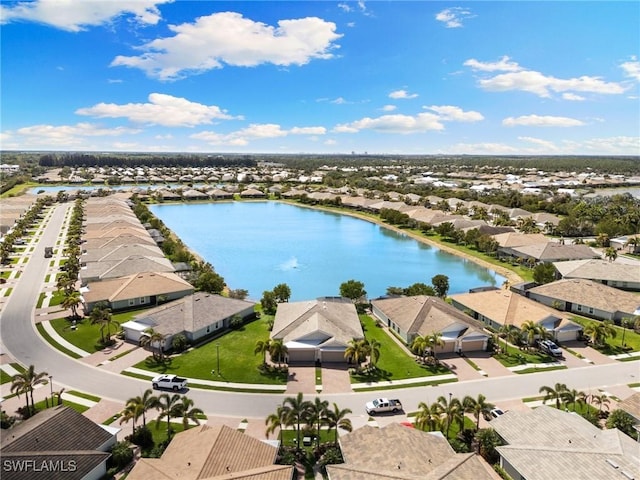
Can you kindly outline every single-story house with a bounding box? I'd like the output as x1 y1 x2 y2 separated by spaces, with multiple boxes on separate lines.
553 258 640 292
239 188 266 198
82 234 157 252
0 405 118 480
526 279 640 323
270 297 364 364
493 232 548 249
79 255 175 285
327 422 495 479
82 271 194 313
81 243 165 266
617 392 640 426
491 406 640 480
611 233 640 253
371 296 490 353
450 289 582 342
506 242 598 264
122 292 256 350
127 424 292 480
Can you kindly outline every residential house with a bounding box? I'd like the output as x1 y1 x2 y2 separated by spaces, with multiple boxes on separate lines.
450 289 582 342
371 296 490 353
271 297 364 364
121 292 256 350
127 424 293 480
82 234 157 252
0 406 118 480
506 242 597 264
327 422 496 479
526 279 640 323
81 243 165 266
79 255 176 285
239 188 266 198
553 259 640 292
491 406 640 480
82 271 194 313
617 392 640 428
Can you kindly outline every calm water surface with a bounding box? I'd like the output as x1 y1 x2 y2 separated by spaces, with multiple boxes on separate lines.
150 201 505 301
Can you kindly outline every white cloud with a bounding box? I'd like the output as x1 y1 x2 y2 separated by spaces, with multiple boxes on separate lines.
518 136 559 151
338 3 352 13
389 89 418 99
479 69 626 97
10 123 140 147
0 0 171 32
621 58 640 81
503 115 585 127
580 135 640 154
191 123 325 146
76 93 239 127
381 105 397 112
324 139 337 145
562 93 585 101
444 142 518 154
463 56 522 72
111 12 342 80
331 97 349 104
435 7 474 28
334 113 444 134
424 105 484 122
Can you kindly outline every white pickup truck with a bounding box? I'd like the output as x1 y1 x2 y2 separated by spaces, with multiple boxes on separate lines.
152 374 188 391
365 398 403 415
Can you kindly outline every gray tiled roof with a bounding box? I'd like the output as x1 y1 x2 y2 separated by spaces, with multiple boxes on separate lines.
509 242 597 261
553 259 640 283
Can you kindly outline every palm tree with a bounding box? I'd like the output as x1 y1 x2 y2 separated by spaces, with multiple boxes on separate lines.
604 246 618 262
155 393 182 440
561 388 587 412
414 401 442 432
410 335 430 362
539 383 568 409
140 328 167 362
282 392 311 450
90 302 118 344
306 397 329 448
367 338 381 366
254 339 271 366
428 332 445 363
520 320 543 350
265 404 288 440
325 403 352 445
437 395 463 439
498 324 519 353
175 396 204 430
61 290 82 319
344 338 369 366
590 393 611 417
10 365 49 418
625 236 640 254
268 339 288 367
56 272 76 295
463 394 495 430
584 320 617 347
120 401 143 431
125 389 158 429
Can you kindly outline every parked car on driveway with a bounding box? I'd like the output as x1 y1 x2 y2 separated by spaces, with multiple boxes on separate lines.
538 339 563 357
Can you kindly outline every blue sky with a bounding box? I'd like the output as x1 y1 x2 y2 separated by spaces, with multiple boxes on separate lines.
1 1 639 155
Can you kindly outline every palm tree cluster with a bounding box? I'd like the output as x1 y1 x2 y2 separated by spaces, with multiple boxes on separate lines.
90 302 119 346
344 338 381 370
140 328 169 363
120 388 204 444
254 338 289 369
265 393 352 456
415 394 494 440
583 320 617 347
10 365 49 418
410 331 444 365
539 383 610 418
58 199 85 321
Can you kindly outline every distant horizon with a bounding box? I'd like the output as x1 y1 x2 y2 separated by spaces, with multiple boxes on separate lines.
1 2 638 155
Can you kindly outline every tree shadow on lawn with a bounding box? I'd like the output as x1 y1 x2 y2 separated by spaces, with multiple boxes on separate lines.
144 356 175 373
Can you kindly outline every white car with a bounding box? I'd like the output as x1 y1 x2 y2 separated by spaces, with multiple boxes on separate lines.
152 374 188 391
539 339 563 357
490 408 505 419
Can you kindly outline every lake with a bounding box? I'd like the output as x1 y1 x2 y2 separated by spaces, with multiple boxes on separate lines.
149 201 505 302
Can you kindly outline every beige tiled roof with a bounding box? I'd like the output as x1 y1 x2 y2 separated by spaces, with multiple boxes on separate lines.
510 242 597 261
492 406 640 480
328 423 495 479
127 425 293 480
493 232 548 247
553 259 640 283
617 392 640 422
529 279 640 316
271 297 363 346
83 271 194 304
83 225 148 240
371 296 487 339
83 233 157 251
82 243 164 263
82 255 175 281
450 289 574 330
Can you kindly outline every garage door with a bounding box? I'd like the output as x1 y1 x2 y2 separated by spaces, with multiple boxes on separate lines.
439 341 456 354
320 349 346 363
460 339 486 352
288 348 316 363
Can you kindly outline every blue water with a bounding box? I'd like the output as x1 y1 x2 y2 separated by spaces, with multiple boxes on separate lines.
150 201 505 302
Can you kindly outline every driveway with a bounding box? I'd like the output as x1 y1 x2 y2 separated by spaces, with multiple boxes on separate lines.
321 364 352 394
563 341 617 365
467 351 514 377
438 354 486 381
285 365 317 394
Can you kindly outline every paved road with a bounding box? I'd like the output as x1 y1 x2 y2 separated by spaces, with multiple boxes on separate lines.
1 203 638 420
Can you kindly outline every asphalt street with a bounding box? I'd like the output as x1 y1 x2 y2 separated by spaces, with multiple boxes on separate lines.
1 203 638 420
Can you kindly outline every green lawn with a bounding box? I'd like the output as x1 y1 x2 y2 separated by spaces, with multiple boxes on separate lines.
36 322 82 358
351 316 451 384
68 390 101 402
32 398 90 414
493 344 556 367
570 315 640 354
147 419 186 446
133 317 288 385
0 369 12 385
280 428 336 448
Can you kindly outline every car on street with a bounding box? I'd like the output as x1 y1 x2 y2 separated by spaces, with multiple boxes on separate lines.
365 398 403 415
152 374 188 391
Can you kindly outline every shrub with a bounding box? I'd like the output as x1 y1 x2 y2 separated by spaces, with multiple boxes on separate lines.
109 441 134 470
172 334 189 353
128 425 153 449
